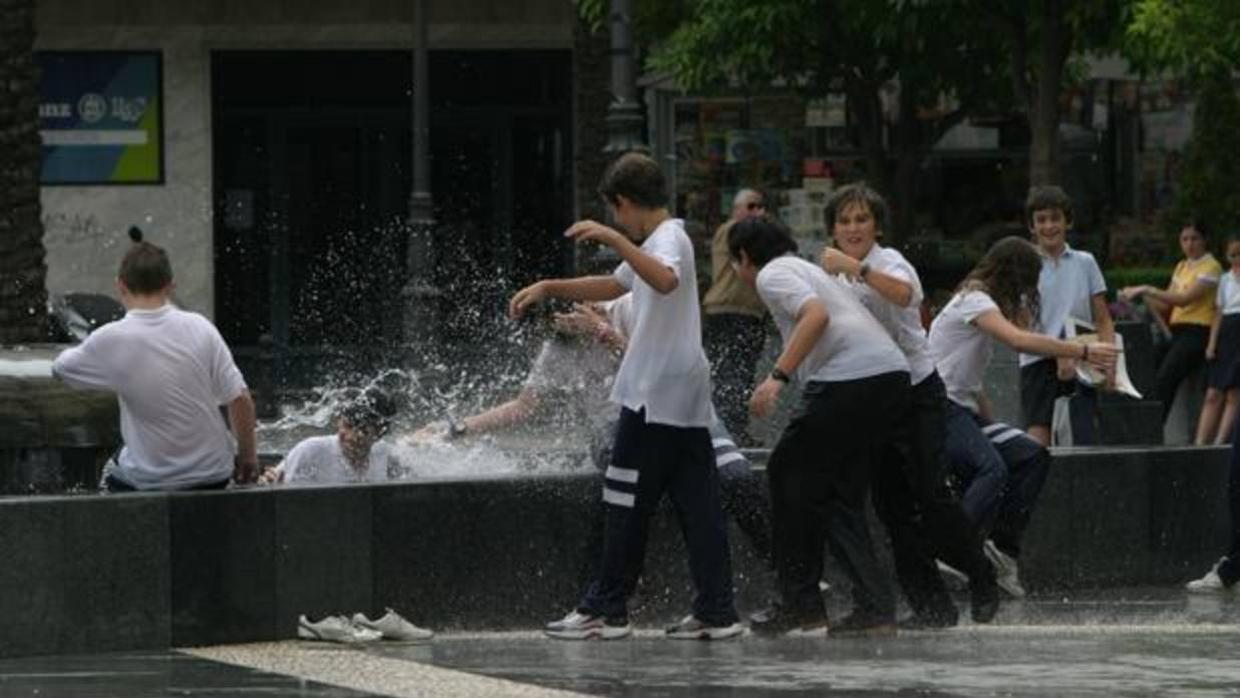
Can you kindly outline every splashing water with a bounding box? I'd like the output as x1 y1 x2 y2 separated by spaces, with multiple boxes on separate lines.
258 362 595 479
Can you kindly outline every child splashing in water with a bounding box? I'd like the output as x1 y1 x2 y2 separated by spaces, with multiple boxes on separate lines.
928 237 1119 598
510 152 742 641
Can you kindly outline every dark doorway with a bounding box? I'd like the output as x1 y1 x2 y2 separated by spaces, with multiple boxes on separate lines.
212 50 572 388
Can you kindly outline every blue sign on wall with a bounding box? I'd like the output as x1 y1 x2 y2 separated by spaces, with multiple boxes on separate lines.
37 51 164 185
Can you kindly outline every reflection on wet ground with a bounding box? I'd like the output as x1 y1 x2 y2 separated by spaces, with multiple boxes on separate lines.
379 589 1240 697
0 650 384 697
4 589 1240 697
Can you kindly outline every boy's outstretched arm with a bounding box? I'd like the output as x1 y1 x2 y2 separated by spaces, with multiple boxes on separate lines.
509 275 626 318
566 220 678 294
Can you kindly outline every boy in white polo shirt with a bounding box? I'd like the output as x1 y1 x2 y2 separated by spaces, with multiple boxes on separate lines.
730 215 911 636
52 240 258 491
821 183 999 628
1019 185 1115 446
261 388 402 484
509 152 741 641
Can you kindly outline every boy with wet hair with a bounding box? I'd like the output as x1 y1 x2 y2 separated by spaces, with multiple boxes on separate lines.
510 151 742 641
53 240 258 491
263 387 403 484
1019 185 1115 446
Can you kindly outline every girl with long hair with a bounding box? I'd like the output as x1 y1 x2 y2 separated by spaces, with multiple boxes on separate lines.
928 237 1119 598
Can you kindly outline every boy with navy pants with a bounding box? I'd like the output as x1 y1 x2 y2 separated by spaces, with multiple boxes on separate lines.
509 152 741 640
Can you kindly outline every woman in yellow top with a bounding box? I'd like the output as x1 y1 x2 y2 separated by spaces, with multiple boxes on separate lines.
1121 221 1223 425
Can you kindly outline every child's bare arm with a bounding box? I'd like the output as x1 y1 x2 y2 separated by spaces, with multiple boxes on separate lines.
509 276 626 318
565 220 678 294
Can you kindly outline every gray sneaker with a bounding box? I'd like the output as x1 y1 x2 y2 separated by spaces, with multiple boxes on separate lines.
297 615 382 644
665 615 745 640
1186 558 1236 594
936 559 969 591
983 540 1026 599
544 610 632 640
352 608 434 642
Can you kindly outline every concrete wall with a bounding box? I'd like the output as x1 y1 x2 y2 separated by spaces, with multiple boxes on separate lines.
35 0 575 318
0 445 1230 659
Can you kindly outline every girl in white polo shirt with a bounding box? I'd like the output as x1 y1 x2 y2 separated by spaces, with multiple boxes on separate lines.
928 237 1118 598
820 182 998 628
730 215 910 637
1200 237 1240 444
509 152 740 641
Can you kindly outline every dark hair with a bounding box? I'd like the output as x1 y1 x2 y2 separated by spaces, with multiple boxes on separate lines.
958 236 1042 325
118 242 173 294
1024 185 1074 227
728 215 799 267
1183 217 1212 239
338 387 396 436
597 152 668 209
825 182 889 236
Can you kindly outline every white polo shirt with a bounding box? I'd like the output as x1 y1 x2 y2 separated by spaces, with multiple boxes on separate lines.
52 304 247 489
1018 244 1106 367
757 255 908 383
928 290 1000 413
1218 271 1240 316
843 244 936 384
610 219 714 427
279 435 398 484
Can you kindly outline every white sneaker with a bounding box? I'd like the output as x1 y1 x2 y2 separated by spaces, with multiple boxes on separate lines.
983 540 1026 599
936 559 969 592
297 615 382 644
1187 558 1235 594
665 615 745 640
352 608 434 642
544 609 631 640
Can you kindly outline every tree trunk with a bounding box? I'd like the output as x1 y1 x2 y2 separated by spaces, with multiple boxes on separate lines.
0 0 48 345
887 85 922 245
1028 0 1072 186
845 79 888 198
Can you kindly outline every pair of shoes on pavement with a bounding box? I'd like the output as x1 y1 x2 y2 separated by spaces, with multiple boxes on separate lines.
1187 557 1238 593
544 610 744 641
298 608 434 644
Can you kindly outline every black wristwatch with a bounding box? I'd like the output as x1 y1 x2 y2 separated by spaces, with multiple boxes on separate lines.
447 420 468 440
770 367 792 383
858 261 872 282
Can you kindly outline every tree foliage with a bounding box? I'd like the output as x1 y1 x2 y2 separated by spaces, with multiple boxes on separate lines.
643 0 1014 240
1169 72 1240 238
1126 0 1240 80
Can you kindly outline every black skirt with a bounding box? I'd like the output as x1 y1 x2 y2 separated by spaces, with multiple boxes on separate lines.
1209 314 1240 389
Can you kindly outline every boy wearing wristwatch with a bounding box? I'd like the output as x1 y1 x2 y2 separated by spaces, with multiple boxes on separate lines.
730 214 912 637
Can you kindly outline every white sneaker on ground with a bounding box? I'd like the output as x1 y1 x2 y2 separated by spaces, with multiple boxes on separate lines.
983 540 1026 599
297 615 382 644
544 610 632 640
665 615 745 640
936 559 969 591
1187 558 1235 594
352 608 434 642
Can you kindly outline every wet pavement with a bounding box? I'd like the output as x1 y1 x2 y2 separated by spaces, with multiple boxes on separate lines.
4 589 1240 697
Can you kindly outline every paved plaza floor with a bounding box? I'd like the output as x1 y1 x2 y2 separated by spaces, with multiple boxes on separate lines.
4 589 1240 697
